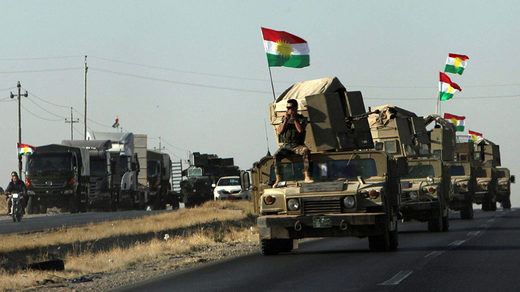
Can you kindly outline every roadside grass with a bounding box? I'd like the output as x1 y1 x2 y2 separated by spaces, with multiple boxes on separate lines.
0 200 253 253
0 201 257 291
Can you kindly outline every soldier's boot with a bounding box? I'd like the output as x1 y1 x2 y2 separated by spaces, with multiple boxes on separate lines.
273 175 282 188
304 172 313 183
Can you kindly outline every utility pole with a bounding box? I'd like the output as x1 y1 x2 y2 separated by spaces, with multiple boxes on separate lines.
84 55 88 139
65 107 80 140
10 81 28 178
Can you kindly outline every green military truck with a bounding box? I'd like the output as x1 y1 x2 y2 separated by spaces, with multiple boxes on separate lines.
368 110 455 231
447 161 475 219
249 77 404 255
496 167 515 209
25 144 90 213
400 159 450 231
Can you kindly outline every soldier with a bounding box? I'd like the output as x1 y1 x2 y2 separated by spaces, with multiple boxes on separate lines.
273 99 313 186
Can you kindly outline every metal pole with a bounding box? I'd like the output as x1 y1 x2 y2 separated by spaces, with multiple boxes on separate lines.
71 107 74 140
84 55 88 139
17 82 22 177
267 66 276 101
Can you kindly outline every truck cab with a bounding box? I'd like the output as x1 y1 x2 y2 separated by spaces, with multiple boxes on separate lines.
496 167 514 209
446 161 475 219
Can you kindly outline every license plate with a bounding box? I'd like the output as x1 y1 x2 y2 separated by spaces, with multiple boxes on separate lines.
313 216 332 228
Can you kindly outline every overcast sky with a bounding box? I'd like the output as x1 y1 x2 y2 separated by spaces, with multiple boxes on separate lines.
1 0 519 204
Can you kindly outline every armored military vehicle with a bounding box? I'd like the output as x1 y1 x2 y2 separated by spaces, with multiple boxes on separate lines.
147 150 173 209
250 77 405 255
62 140 116 211
181 152 240 207
446 160 475 219
25 144 90 213
496 167 515 209
368 110 453 231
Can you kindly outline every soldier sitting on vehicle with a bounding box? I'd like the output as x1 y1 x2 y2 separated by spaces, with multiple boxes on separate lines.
5 171 27 215
273 99 313 186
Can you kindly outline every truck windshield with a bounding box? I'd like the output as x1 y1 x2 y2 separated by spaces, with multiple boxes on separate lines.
90 158 107 177
270 159 378 181
403 164 435 179
147 161 159 177
218 177 240 186
450 165 465 176
28 153 72 173
496 171 506 178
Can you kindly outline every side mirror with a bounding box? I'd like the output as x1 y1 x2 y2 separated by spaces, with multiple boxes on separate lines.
211 183 216 188
240 171 251 191
511 175 516 184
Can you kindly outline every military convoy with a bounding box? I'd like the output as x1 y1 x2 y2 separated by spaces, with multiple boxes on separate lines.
24 132 183 213
243 76 515 255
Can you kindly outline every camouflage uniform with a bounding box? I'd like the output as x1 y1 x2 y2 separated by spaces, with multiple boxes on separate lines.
274 114 310 177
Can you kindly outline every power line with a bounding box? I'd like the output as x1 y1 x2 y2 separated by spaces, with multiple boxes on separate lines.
0 55 81 61
23 88 70 109
72 108 114 129
90 67 272 94
21 104 63 122
26 98 67 118
0 67 81 74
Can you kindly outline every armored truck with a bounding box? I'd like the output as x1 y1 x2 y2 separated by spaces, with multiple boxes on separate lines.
181 152 240 207
62 140 116 210
447 161 475 219
400 159 450 231
251 77 404 255
496 167 515 209
368 109 454 231
25 144 90 213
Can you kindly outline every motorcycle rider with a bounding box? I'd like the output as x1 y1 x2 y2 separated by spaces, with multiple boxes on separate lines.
5 171 27 215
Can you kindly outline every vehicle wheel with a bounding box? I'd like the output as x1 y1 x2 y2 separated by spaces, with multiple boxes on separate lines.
279 239 293 252
26 196 36 215
369 220 398 251
261 239 286 255
39 204 47 214
442 215 449 232
490 196 497 211
503 198 512 209
460 202 474 219
69 195 80 214
428 213 443 232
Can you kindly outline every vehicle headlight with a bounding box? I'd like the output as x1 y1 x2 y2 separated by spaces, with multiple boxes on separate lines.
287 199 300 211
263 195 276 205
343 196 355 209
11 193 19 199
426 176 434 183
409 191 418 200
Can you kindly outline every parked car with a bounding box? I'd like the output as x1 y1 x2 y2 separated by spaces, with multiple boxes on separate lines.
213 176 247 200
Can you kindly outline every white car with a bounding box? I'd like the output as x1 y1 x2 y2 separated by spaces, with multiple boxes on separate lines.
213 176 248 200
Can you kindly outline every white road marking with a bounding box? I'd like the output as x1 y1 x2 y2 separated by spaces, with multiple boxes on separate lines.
378 270 413 286
487 218 496 223
480 224 490 228
425 251 445 258
448 240 466 247
467 231 481 237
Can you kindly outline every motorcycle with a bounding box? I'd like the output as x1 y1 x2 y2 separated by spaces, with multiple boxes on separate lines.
9 193 23 222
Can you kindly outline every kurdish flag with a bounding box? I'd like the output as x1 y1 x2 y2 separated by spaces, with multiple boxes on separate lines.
112 116 120 128
444 113 465 132
17 143 35 155
469 130 483 142
439 72 462 101
445 53 469 75
261 27 309 68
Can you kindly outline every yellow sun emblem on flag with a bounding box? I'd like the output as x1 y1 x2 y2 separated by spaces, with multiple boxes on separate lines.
276 40 293 58
454 57 462 68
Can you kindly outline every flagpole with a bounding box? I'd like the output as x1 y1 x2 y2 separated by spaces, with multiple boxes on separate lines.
267 65 276 101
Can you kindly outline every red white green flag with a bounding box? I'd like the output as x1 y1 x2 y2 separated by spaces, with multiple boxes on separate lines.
469 130 483 142
261 27 309 68
112 116 120 128
17 143 35 155
443 113 465 131
439 72 462 101
445 53 469 75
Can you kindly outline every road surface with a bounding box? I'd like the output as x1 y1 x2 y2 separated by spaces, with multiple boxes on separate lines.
118 208 520 292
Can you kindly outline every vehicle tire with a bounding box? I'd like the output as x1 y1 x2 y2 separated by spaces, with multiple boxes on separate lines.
39 204 47 214
69 195 80 214
428 213 443 232
260 239 282 255
460 202 474 219
26 196 36 215
279 239 293 252
442 215 449 232
369 220 398 251
503 198 512 209
490 196 497 211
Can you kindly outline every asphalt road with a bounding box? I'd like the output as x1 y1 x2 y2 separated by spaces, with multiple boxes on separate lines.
118 208 520 292
0 207 178 235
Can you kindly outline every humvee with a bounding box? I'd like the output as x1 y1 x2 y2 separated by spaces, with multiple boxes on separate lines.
446 161 475 219
496 167 515 209
400 158 450 231
247 77 405 255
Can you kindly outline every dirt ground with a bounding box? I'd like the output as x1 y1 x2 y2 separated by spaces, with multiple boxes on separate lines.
24 240 259 291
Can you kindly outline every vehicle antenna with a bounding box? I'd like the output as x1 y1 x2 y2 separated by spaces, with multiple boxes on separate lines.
264 118 271 156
